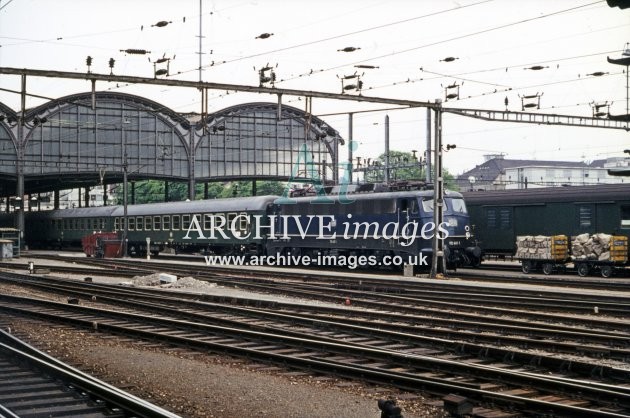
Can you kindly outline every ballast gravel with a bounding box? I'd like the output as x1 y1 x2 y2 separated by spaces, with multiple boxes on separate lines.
5 319 445 418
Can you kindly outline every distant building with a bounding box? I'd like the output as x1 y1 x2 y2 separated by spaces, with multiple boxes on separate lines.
457 155 628 191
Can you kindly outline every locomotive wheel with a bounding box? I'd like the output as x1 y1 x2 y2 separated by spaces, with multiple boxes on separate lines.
600 265 613 278
521 260 532 274
576 263 589 277
542 262 554 275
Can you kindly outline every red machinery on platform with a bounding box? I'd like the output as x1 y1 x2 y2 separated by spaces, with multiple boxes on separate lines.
81 232 123 258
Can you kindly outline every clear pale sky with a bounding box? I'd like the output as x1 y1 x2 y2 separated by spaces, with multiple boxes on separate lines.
0 0 628 175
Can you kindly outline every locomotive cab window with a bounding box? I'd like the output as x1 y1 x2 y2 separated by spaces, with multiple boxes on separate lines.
622 205 630 228
422 198 434 213
449 198 467 214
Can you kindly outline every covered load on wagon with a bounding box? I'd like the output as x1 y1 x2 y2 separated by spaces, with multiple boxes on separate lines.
515 235 569 275
516 235 568 261
571 233 628 263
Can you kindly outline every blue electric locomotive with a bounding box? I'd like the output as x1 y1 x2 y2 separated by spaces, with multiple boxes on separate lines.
267 188 480 270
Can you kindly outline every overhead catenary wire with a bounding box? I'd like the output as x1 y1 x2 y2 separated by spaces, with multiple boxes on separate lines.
274 1 604 84
171 0 495 77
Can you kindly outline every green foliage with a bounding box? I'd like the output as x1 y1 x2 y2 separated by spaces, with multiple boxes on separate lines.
364 150 458 190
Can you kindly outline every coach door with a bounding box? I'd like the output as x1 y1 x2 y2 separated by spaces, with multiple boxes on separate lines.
482 206 514 255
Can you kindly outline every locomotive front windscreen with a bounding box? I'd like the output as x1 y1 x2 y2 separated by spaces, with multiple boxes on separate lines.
421 197 467 214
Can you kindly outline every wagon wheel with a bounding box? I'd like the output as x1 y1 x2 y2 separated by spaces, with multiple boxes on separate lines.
576 263 589 277
600 265 613 278
521 260 532 274
542 262 554 275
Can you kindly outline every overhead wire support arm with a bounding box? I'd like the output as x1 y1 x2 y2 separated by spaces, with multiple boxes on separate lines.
443 107 630 131
0 67 437 110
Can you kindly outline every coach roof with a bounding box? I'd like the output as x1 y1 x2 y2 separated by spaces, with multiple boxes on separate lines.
462 183 630 205
111 195 278 217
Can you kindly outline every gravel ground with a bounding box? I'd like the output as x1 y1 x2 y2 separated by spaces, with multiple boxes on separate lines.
0 276 446 418
5 321 445 418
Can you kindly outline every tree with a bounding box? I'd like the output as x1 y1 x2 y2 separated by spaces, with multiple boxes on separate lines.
363 150 458 190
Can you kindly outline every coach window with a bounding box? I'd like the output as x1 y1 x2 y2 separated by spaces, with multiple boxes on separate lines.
621 205 630 228
182 214 191 230
136 216 143 231
144 216 152 231
499 209 511 229
203 214 212 230
227 213 237 231
153 216 161 230
239 212 249 231
486 208 497 229
163 215 171 231
578 206 592 228
114 217 120 231
172 215 180 230
128 217 136 231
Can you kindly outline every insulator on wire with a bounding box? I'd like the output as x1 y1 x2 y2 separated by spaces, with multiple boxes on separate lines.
152 20 171 28
120 49 151 55
338 46 361 52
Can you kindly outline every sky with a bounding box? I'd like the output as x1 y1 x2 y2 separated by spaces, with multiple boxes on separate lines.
0 0 628 176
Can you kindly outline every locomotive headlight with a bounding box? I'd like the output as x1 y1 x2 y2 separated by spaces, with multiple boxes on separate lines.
447 217 458 227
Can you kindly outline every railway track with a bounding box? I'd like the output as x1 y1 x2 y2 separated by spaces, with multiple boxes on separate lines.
1 272 629 416
0 326 179 418
2 271 629 356
12 255 630 317
14 251 630 292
